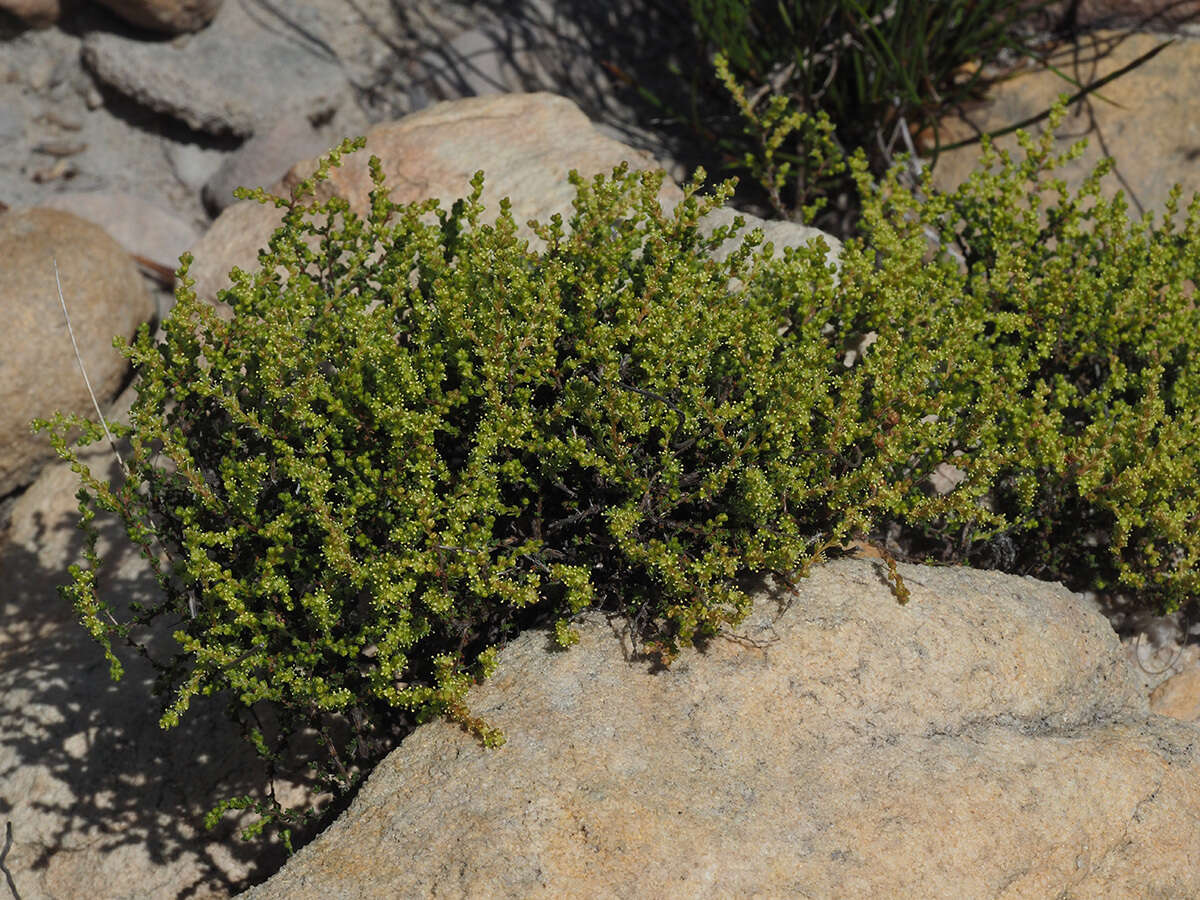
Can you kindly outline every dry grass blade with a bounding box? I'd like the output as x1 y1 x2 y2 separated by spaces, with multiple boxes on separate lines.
52 257 128 477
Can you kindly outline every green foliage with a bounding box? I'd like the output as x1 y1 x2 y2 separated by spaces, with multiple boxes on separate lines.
861 103 1200 610
34 105 1200 850
37 138 966 844
712 51 846 221
692 0 1047 131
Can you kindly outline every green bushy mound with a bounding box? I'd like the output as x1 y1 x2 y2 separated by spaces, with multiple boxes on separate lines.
35 110 1200 847
857 114 1200 609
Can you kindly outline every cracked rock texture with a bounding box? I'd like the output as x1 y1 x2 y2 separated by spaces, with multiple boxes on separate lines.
245 557 1200 899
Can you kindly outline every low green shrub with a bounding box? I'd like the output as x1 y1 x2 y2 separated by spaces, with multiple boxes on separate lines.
36 138 986 844
866 109 1200 609
35 105 1200 849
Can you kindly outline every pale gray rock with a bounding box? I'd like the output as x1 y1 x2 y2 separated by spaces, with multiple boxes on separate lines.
0 101 23 144
928 459 968 496
244 558 1200 899
187 93 841 307
23 47 63 92
92 0 223 34
81 0 349 136
34 190 199 274
0 207 153 497
0 25 207 228
699 204 839 264
164 139 229 191
201 113 340 214
406 5 563 108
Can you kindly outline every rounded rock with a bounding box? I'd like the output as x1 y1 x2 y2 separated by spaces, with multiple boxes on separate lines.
91 0 223 34
0 207 154 497
0 0 60 28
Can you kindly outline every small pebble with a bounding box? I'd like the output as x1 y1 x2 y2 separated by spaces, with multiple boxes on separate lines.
37 110 83 130
30 159 77 182
34 140 87 157
25 56 56 91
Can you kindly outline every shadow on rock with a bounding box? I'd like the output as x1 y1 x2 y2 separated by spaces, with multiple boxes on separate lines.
0 431 313 898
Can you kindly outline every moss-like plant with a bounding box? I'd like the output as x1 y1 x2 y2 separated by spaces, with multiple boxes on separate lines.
35 105 1200 851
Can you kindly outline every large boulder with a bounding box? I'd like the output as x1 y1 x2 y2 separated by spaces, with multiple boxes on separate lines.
0 206 153 498
186 92 841 307
81 0 351 137
244 558 1200 898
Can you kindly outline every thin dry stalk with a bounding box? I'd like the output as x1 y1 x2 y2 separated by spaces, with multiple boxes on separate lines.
52 257 128 477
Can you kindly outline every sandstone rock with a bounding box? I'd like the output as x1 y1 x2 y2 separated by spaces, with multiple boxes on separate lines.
187 92 841 306
1150 665 1200 720
34 190 200 274
931 31 1200 220
81 0 348 136
0 0 59 28
0 387 310 899
243 558 1200 899
91 0 223 34
0 207 153 498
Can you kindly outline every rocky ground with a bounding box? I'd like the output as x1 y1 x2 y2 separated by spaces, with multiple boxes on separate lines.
0 0 706 290
5 0 1200 896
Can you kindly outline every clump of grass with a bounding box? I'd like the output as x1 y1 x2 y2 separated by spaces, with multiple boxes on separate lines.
624 0 1059 226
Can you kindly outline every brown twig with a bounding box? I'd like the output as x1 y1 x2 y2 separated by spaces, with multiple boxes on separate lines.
1 821 21 900
934 37 1176 155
